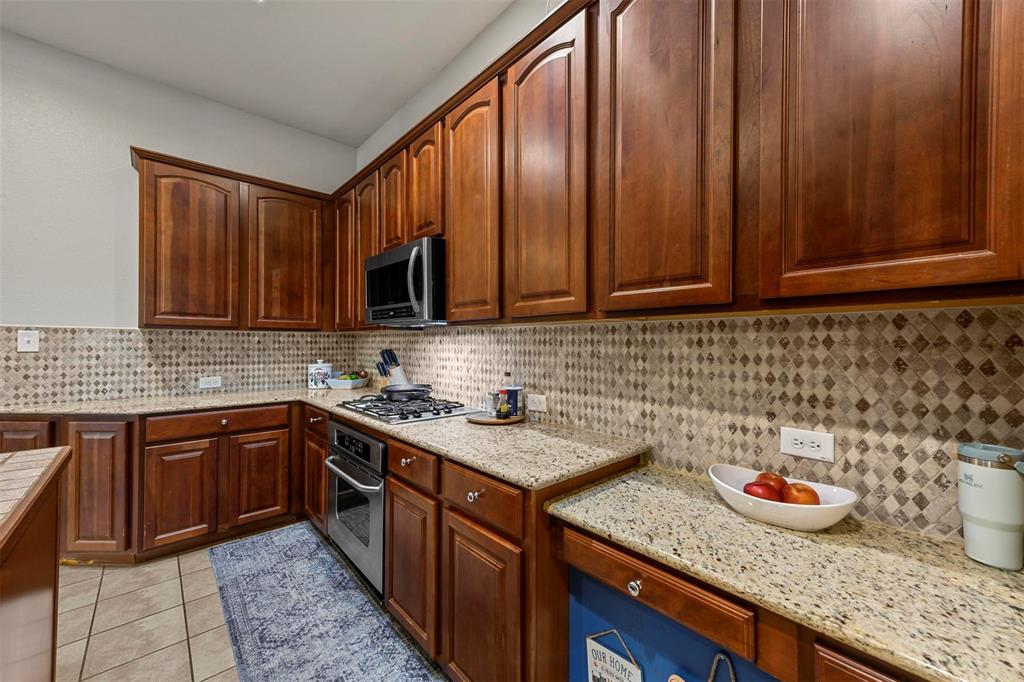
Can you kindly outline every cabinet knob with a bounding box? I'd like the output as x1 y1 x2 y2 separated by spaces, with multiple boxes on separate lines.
627 579 643 597
400 457 415 467
466 490 483 503
309 416 324 424
220 419 229 427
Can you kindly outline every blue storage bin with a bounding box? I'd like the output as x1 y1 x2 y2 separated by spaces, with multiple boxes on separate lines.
569 569 778 682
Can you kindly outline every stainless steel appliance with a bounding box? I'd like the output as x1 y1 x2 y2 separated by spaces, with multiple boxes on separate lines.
341 394 473 424
364 236 446 327
326 420 386 594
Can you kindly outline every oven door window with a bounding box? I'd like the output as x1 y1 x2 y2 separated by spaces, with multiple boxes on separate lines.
328 456 381 549
366 257 422 308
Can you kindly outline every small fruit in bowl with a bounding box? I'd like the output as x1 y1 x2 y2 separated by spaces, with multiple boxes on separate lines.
781 482 820 505
743 481 782 502
754 471 787 494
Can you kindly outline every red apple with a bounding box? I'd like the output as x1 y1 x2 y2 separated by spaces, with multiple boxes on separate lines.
743 481 782 502
754 471 787 494
781 482 820 505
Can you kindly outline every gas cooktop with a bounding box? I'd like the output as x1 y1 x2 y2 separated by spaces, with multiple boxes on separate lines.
339 395 474 424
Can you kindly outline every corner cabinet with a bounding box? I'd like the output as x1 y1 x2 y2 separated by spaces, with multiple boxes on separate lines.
245 186 323 329
408 122 444 240
138 159 240 328
758 0 1024 297
445 78 502 322
594 0 735 311
503 11 588 318
63 421 130 554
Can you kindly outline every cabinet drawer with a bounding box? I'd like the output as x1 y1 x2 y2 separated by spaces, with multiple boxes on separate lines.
563 527 756 660
388 440 438 494
813 644 898 682
305 406 328 439
145 405 289 442
441 461 523 540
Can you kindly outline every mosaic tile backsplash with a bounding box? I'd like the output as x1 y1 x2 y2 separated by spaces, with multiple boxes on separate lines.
3 304 1022 540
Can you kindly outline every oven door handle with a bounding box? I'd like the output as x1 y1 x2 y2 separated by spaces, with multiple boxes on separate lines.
405 245 421 314
325 457 383 494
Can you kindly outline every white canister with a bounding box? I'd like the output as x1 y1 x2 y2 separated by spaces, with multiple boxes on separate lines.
957 443 1024 571
307 360 332 389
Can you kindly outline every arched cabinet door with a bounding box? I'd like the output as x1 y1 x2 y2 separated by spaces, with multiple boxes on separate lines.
245 185 323 330
445 78 502 322
380 149 408 250
408 122 444 241
140 160 240 328
595 0 735 312
503 10 588 318
355 172 380 329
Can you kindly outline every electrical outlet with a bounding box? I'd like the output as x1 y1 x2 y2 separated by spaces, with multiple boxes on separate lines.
526 393 547 412
198 376 222 389
780 426 834 463
16 330 40 352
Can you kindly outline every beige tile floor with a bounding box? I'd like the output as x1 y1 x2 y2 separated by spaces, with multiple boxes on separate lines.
56 548 239 682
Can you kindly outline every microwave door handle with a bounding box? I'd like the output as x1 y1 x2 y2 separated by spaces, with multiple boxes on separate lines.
325 458 382 495
406 245 421 314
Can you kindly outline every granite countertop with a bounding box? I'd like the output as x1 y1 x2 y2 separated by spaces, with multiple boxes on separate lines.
0 447 71 546
547 466 1024 682
2 389 650 490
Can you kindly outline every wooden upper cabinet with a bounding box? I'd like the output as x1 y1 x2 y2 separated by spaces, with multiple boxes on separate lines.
380 150 408 250
759 0 1024 297
333 190 356 330
246 186 323 329
64 421 129 553
503 11 588 318
595 0 734 311
408 122 444 240
445 78 502 322
224 429 290 528
143 438 218 550
140 160 240 328
0 421 51 453
355 172 380 329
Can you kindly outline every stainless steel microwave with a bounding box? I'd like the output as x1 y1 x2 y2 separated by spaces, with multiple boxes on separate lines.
364 236 446 327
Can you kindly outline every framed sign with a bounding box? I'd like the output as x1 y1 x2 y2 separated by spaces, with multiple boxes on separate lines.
586 629 642 682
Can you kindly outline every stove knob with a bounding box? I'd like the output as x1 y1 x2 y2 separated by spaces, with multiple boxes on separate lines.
432 409 441 415
443 407 452 414
399 413 409 420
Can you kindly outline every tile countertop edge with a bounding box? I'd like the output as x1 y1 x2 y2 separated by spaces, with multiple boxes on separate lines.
546 465 1024 682
0 446 71 549
0 389 651 491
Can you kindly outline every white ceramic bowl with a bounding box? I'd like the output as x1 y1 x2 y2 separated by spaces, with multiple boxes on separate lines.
708 463 858 532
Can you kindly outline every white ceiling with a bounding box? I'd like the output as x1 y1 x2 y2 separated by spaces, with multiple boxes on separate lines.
0 0 514 147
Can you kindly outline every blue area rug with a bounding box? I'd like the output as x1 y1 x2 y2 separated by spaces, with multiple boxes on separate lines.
209 522 444 682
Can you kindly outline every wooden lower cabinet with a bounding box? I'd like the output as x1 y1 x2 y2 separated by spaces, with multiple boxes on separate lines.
143 438 218 550
386 477 439 657
441 509 522 682
303 430 328 531
0 421 51 453
64 421 130 553
224 429 289 528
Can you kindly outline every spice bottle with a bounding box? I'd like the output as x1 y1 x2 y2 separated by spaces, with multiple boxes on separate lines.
496 389 512 420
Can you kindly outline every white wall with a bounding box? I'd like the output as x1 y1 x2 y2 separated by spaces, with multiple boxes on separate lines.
0 30 356 328
355 0 560 169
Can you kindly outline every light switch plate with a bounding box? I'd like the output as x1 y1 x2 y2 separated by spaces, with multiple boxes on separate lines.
17 330 40 352
526 393 547 412
780 426 835 463
198 376 222 389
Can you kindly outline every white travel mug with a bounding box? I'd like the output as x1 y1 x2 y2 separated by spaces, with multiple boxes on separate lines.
957 443 1024 571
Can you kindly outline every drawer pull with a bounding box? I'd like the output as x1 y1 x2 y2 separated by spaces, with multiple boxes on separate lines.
466 490 483 503
220 419 229 427
309 416 324 424
400 457 415 467
627 579 643 597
